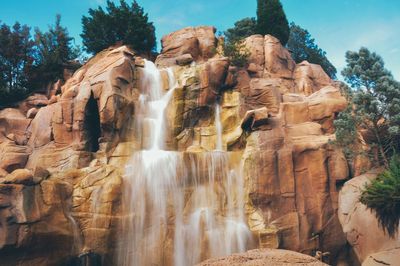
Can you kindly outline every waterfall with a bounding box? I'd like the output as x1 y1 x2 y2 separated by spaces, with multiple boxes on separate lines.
215 104 223 151
119 60 253 266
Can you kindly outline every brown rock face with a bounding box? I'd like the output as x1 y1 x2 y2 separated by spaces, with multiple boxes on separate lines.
0 28 364 266
53 46 137 152
338 170 400 264
156 26 217 67
294 61 332 96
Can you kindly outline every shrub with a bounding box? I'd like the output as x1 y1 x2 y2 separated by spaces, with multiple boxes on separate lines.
223 41 250 68
360 156 400 238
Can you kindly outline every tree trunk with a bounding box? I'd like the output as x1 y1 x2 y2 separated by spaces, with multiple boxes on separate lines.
373 123 389 167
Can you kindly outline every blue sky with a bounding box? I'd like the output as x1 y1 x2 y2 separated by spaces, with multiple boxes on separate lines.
0 0 399 79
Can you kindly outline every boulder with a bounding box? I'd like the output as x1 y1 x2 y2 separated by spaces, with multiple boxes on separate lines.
338 170 400 264
241 107 270 131
3 169 36 185
27 104 55 148
156 26 217 67
18 93 49 113
0 108 32 145
263 35 296 79
26 107 39 118
198 57 230 105
176 53 194 65
242 78 282 113
0 168 8 178
244 35 265 77
197 249 327 266
307 86 347 121
0 141 31 172
294 61 332 95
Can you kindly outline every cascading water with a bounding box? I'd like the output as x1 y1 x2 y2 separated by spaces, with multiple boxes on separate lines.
119 60 253 266
215 104 223 151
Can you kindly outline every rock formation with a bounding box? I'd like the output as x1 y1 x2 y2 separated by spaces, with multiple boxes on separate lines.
0 25 380 265
338 169 400 265
197 249 328 266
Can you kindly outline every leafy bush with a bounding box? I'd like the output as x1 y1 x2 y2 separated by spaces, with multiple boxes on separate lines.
223 41 250 68
360 156 400 238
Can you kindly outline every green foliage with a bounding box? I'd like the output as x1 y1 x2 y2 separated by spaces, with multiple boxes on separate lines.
256 0 290 45
224 17 257 43
81 0 156 55
360 156 400 238
287 23 337 79
0 21 34 105
30 15 81 89
0 16 79 106
223 41 250 68
334 105 357 158
341 47 400 166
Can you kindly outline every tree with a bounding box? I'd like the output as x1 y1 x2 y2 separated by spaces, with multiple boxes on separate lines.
256 0 290 45
224 17 257 43
81 0 156 55
30 14 81 89
0 21 34 105
287 23 337 79
341 47 400 167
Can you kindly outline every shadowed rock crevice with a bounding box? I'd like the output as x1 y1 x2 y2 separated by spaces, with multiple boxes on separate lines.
83 93 101 152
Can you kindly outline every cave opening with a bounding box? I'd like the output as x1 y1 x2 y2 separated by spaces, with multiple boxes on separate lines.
83 93 101 152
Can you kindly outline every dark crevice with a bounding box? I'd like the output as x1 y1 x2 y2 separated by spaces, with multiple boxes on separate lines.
83 93 101 152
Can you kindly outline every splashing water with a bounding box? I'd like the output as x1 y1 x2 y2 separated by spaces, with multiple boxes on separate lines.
119 60 253 266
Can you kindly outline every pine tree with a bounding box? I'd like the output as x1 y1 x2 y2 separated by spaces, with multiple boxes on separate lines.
256 0 290 45
0 21 34 104
81 0 156 55
341 47 400 166
30 15 80 89
287 23 337 79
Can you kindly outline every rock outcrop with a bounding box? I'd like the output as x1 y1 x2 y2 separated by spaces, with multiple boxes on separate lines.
156 26 217 67
197 249 327 266
0 26 367 265
338 170 400 265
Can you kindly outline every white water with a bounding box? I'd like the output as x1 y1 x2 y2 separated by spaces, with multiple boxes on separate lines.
215 104 223 151
119 60 252 266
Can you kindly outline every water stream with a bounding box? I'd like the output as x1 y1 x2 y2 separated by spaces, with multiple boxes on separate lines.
119 60 252 266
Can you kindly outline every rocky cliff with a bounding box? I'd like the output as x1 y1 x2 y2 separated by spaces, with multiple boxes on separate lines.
0 26 375 265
